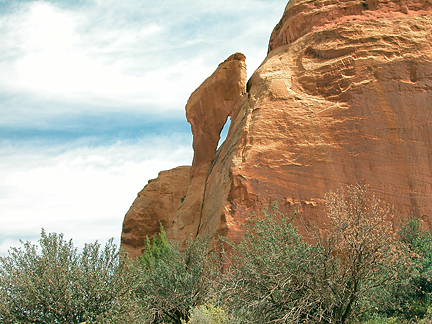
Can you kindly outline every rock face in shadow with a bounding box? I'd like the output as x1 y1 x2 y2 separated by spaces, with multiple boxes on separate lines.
121 166 191 259
121 0 432 257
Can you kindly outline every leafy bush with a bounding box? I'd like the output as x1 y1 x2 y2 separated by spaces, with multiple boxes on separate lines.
400 217 432 313
139 223 172 269
183 305 213 324
316 184 403 323
182 303 229 324
222 202 323 323
136 232 221 324
365 217 432 320
360 313 404 324
5 185 432 324
0 229 140 324
222 184 402 324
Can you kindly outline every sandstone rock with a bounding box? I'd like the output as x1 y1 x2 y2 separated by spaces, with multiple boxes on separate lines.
121 0 432 256
121 53 246 257
187 52 247 173
121 166 191 259
269 0 432 53
168 53 247 246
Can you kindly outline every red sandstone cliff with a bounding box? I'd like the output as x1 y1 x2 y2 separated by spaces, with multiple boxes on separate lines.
121 0 432 258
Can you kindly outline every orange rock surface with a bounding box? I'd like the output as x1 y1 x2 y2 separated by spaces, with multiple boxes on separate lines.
121 166 191 258
121 54 246 257
121 0 432 257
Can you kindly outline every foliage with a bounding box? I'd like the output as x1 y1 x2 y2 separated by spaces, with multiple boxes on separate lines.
222 202 325 323
5 185 432 324
360 313 404 324
222 184 402 324
315 184 403 323
400 217 432 309
365 217 432 320
0 229 141 324
136 233 221 324
182 305 213 324
181 303 229 324
359 310 432 324
139 223 172 269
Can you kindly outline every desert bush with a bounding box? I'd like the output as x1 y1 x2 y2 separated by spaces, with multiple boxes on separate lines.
222 184 402 324
221 202 324 323
181 303 229 324
314 184 403 323
360 313 404 324
0 229 141 324
136 231 221 324
399 217 432 316
139 223 172 269
183 305 213 324
364 216 432 320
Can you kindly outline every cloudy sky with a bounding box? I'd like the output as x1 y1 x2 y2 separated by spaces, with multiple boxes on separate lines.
0 0 288 255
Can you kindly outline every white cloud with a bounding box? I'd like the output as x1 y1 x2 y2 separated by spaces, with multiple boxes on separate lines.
24 2 78 52
0 0 288 254
0 136 193 255
6 2 170 104
0 0 286 115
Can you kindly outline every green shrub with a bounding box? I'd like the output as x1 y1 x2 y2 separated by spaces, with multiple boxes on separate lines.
0 229 141 324
183 306 213 324
366 217 432 320
182 303 229 324
136 232 221 324
222 202 323 323
222 185 402 324
400 217 432 306
139 223 172 269
360 313 405 324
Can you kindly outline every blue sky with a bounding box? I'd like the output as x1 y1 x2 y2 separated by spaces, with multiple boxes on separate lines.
0 0 288 254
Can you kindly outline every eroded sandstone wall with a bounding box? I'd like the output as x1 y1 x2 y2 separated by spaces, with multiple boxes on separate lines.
121 166 191 259
121 54 246 257
121 0 432 257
